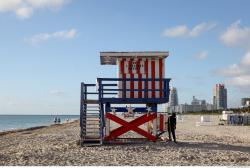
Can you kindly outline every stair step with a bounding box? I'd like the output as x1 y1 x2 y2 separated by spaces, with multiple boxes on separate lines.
87 106 100 108
84 100 99 104
83 115 100 117
86 125 99 128
86 131 100 134
86 125 100 130
83 138 101 143
86 122 99 125
86 119 100 121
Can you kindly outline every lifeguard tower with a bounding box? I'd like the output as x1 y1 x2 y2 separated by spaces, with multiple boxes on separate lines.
80 51 171 145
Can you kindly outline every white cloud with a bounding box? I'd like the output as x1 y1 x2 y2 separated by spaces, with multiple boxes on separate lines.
26 28 77 44
227 75 250 87
220 20 250 48
0 0 22 12
53 29 77 39
217 21 250 90
217 51 250 88
15 6 33 19
25 0 69 9
194 50 208 60
241 52 250 65
162 22 217 38
189 22 217 37
0 0 70 19
162 25 188 37
217 64 246 77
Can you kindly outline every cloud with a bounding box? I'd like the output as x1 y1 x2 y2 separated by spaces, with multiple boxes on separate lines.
0 0 22 12
228 75 250 87
15 6 33 19
162 22 217 38
25 28 77 44
0 0 70 19
216 51 250 88
189 22 217 37
220 20 250 48
194 50 208 60
217 21 250 90
241 52 250 65
162 25 188 37
25 0 69 9
217 64 246 77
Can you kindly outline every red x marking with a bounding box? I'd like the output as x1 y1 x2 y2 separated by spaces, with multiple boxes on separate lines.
105 112 157 142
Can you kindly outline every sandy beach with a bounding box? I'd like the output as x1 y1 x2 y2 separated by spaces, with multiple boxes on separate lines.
0 115 250 166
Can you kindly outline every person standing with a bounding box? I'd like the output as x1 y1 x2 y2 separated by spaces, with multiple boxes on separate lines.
58 117 61 124
167 113 177 143
54 117 57 124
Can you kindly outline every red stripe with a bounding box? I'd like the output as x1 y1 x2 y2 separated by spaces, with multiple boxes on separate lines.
120 58 125 74
119 59 126 98
136 59 142 98
159 114 164 131
128 59 134 98
138 74 142 98
130 74 134 98
144 59 148 98
151 60 155 98
159 58 163 98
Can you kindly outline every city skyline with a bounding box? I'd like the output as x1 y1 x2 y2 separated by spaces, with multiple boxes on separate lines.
1 0 250 114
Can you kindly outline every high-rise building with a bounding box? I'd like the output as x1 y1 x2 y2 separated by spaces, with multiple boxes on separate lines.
213 84 227 109
169 87 178 107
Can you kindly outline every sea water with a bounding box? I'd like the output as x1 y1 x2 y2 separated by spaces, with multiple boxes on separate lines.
0 115 79 132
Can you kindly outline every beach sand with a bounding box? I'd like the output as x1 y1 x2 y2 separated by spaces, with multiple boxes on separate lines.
0 115 250 166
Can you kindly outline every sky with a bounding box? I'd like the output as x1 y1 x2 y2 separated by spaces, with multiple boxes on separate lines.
0 0 250 114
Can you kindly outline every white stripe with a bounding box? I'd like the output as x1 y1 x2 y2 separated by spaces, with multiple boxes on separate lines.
126 74 130 98
142 74 146 98
134 74 138 98
118 73 123 98
140 58 145 74
124 58 130 74
132 59 137 74
117 58 121 76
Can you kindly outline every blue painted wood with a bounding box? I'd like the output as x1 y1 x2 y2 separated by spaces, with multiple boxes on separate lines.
80 77 171 144
105 107 157 113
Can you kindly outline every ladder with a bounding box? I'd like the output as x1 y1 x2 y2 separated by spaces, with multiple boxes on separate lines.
80 83 104 145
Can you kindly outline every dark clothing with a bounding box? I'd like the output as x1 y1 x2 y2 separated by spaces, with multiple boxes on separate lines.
168 115 176 142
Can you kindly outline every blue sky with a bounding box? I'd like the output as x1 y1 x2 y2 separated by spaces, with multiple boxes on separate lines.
0 0 250 114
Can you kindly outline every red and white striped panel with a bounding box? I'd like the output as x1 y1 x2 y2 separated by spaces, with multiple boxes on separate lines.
118 57 165 98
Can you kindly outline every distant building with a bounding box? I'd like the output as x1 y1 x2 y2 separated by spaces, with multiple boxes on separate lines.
169 87 178 107
213 84 227 110
167 96 215 113
241 98 250 107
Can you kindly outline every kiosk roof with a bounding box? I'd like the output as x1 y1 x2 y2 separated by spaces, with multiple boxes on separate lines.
100 51 169 65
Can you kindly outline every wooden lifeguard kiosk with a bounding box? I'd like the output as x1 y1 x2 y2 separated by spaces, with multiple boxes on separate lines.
80 51 171 145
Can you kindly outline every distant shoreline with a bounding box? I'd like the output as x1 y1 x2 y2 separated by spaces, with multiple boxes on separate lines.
0 119 79 136
0 118 79 135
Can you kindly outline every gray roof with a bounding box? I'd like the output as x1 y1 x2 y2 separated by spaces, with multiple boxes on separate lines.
100 51 169 65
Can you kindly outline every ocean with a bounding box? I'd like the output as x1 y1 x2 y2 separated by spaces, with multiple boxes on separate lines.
0 115 79 132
